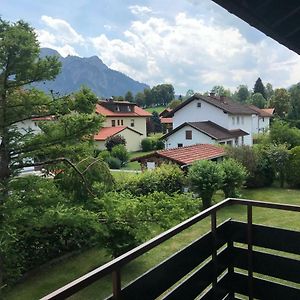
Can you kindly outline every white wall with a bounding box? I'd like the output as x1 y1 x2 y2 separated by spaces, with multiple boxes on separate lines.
173 99 229 129
15 119 42 135
165 125 215 149
258 117 270 133
228 114 253 146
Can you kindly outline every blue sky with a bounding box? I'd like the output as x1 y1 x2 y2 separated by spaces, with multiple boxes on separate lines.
2 0 300 94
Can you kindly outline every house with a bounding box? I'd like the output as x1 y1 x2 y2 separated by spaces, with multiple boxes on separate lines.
159 108 173 133
248 105 274 133
166 93 264 146
94 126 143 152
131 143 225 170
96 100 151 138
162 121 248 149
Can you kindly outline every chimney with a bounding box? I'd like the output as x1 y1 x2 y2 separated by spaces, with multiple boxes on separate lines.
210 92 215 97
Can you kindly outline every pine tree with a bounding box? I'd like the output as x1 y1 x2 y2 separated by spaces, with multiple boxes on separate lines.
253 77 266 99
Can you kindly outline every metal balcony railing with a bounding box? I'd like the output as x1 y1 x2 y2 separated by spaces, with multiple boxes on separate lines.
41 198 300 300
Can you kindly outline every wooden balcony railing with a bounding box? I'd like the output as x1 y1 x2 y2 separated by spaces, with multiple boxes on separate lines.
41 198 300 300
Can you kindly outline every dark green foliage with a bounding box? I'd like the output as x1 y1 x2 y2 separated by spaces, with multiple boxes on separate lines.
117 164 185 196
98 191 198 257
155 139 165 150
125 91 134 102
269 88 290 118
105 134 126 151
106 156 122 169
288 83 300 120
286 146 300 188
235 85 250 103
141 136 164 151
250 93 266 108
210 85 232 97
253 77 266 99
2 177 102 283
168 99 181 109
220 158 248 198
188 160 223 208
141 138 153 151
226 146 275 188
111 144 129 166
270 120 300 149
148 111 162 133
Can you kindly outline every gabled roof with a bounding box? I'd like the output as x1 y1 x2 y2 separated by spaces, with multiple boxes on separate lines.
248 105 274 117
94 126 142 141
131 144 225 166
159 108 172 117
167 94 256 116
96 102 151 117
161 121 248 141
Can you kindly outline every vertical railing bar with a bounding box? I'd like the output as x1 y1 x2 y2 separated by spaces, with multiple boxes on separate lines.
211 210 217 299
247 204 253 300
227 238 235 299
112 269 121 300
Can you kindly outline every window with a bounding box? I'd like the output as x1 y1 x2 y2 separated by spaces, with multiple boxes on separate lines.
237 116 240 125
185 130 192 140
241 116 244 124
242 136 244 145
111 120 116 127
117 120 120 126
121 119 124 125
178 143 183 147
197 102 201 108
235 138 239 146
227 140 233 146
232 117 235 125
116 105 120 112
219 141 225 145
263 117 265 122
130 119 135 127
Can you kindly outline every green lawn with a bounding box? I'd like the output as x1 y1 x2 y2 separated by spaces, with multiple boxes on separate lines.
3 187 300 300
145 106 166 114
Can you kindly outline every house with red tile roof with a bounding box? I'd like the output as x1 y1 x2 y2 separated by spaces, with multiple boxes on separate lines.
96 100 151 138
131 144 225 170
159 108 173 133
94 126 143 152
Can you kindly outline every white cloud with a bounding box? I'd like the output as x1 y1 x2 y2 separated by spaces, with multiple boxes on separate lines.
90 12 300 92
41 15 84 44
129 5 152 15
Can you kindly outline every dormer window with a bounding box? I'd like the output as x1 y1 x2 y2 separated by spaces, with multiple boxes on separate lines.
116 105 120 112
127 105 130 112
197 102 201 108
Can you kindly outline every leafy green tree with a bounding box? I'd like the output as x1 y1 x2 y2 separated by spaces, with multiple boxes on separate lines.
141 138 153 151
220 158 248 198
135 92 145 107
249 92 266 108
168 99 181 109
253 77 266 99
235 85 249 103
288 83 300 119
265 82 274 100
185 89 195 98
144 88 153 107
150 111 162 133
269 88 290 118
286 146 300 188
188 160 223 209
105 135 126 151
111 144 129 167
124 91 134 102
211 85 231 97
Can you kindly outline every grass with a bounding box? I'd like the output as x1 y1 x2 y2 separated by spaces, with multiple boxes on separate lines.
3 187 300 299
145 106 166 114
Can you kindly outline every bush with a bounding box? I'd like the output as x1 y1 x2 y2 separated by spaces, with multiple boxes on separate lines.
116 164 185 195
111 144 129 166
105 135 126 151
106 156 122 169
141 138 153 151
98 150 111 161
286 146 300 188
188 160 223 209
155 139 165 150
220 158 248 198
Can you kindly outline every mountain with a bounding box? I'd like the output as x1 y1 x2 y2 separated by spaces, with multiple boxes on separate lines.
33 48 149 97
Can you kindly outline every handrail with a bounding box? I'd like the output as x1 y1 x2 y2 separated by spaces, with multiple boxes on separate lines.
40 198 300 300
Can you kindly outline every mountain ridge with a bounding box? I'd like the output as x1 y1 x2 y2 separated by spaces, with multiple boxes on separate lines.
34 48 149 97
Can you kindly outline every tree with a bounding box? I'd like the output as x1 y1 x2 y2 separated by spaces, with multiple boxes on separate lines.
210 85 231 97
105 135 126 151
135 92 145 107
269 88 290 118
168 99 181 109
220 158 248 198
265 83 274 100
235 85 249 103
185 89 195 98
124 91 134 102
286 146 300 188
288 83 300 119
188 160 223 209
253 77 266 99
144 88 153 107
111 144 129 167
148 111 162 133
249 93 266 108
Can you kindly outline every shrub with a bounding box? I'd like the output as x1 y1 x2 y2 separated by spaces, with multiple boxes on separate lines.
105 135 126 151
155 139 165 150
220 158 248 198
111 144 129 166
116 164 185 195
188 160 223 209
141 138 153 151
286 146 300 188
106 156 122 169
98 150 111 161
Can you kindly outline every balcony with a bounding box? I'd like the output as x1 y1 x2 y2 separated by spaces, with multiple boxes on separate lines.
41 198 300 300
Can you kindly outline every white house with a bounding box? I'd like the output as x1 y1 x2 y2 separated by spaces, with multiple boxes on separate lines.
164 93 269 146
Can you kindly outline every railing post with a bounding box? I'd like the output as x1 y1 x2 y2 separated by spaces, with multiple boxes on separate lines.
211 210 217 299
247 204 253 300
112 269 121 300
227 238 235 299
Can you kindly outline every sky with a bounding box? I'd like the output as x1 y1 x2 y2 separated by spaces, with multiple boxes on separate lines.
2 0 300 94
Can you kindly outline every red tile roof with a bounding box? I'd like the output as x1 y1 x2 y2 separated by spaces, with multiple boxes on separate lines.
160 117 173 124
31 116 55 121
248 105 273 117
132 144 225 166
94 126 142 141
96 103 151 117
